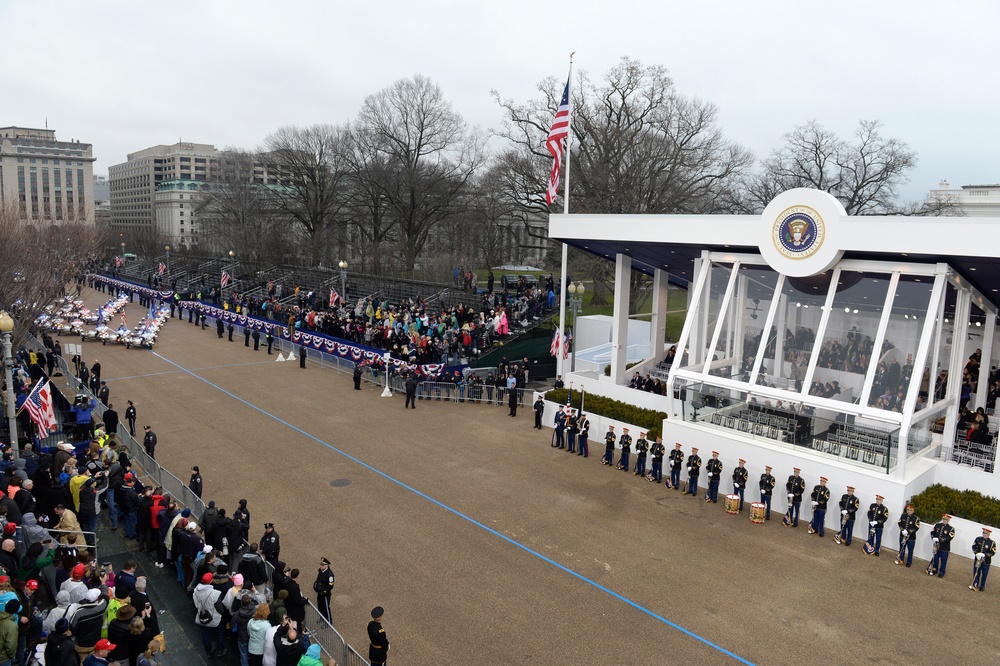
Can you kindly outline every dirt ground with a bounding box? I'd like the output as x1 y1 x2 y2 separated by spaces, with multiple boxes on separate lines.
71 287 998 666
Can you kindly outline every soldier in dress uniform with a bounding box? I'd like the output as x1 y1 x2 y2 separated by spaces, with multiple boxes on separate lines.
970 527 997 591
532 396 545 429
368 606 389 666
704 451 722 503
259 522 281 567
895 504 921 567
732 459 748 512
864 495 890 556
685 447 702 496
808 476 830 537
616 428 632 471
784 468 806 527
553 406 566 448
566 409 580 454
577 413 590 458
667 443 684 489
601 426 616 466
313 557 335 622
647 437 665 483
928 514 955 578
835 486 860 546
630 432 646 476
759 466 776 520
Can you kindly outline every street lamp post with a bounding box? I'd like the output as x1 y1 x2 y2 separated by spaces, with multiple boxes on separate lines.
164 245 171 275
567 282 585 373
338 260 348 301
0 312 17 452
227 250 235 291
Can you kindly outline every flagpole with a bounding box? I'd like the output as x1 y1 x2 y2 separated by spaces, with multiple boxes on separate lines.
555 52 574 380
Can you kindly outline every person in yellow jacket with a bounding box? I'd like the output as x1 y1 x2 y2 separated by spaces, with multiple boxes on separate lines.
69 471 90 512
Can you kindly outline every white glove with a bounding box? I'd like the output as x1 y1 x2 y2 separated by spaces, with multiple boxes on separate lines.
976 552 985 561
687 467 691 473
933 537 939 543
841 510 848 516
810 501 818 508
870 521 878 526
788 494 794 501
734 484 741 489
901 530 908 537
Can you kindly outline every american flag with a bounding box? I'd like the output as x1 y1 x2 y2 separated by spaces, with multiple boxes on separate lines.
545 75 571 205
329 288 341 308
158 262 166 275
221 270 231 288
550 327 562 358
23 381 57 435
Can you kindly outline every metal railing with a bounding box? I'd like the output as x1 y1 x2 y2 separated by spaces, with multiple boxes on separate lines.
37 344 370 666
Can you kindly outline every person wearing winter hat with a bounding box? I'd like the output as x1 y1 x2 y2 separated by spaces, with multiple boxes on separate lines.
193 571 225 657
299 643 324 666
0 599 18 665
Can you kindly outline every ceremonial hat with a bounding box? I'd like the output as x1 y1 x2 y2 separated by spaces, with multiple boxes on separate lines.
906 504 914 510
984 528 992 534
691 447 698 452
738 459 745 463
371 606 384 619
320 557 331 565
623 427 629 432
712 451 719 456
793 467 801 472
942 514 951 519
765 465 772 470
819 476 827 482
875 494 884 500
846 486 855 490
264 522 274 529
640 432 646 436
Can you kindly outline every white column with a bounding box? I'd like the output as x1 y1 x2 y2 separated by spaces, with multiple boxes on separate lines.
942 290 972 461
975 308 996 412
649 268 668 360
610 254 632 385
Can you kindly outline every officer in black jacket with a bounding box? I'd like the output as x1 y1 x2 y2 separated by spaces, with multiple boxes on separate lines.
314 557 335 622
368 606 389 666
835 486 860 546
252 329 260 351
648 437 665 483
896 504 920 567
601 426 616 466
808 476 830 536
616 428 632 471
759 466 775 520
265 331 274 354
532 396 545 429
633 433 649 477
667 443 684 489
784 468 806 527
566 410 580 453
970 527 997 591
217 318 225 339
685 448 702 497
353 363 363 390
864 495 890 556
732 459 748 512
704 451 722 502
928 513 955 577
260 523 280 567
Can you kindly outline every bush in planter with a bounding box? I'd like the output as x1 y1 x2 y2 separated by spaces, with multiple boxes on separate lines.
546 389 667 440
910 484 1000 530
604 361 642 376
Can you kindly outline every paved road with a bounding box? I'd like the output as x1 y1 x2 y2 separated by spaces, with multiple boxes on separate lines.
75 288 999 665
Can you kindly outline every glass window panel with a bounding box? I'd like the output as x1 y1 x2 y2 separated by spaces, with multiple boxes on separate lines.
733 267 780 382
813 272 891 404
765 273 830 390
870 275 934 412
699 264 733 369
929 282 958 406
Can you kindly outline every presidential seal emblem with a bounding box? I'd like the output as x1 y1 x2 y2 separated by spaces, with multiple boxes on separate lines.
773 205 825 260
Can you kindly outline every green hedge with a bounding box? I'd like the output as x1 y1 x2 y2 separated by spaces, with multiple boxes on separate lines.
910 484 1000 530
547 388 667 440
604 361 642 376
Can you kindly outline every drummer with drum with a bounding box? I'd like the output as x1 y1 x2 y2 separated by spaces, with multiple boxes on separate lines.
807 476 830 537
704 452 722 503
732 459 748 512
759 466 776 520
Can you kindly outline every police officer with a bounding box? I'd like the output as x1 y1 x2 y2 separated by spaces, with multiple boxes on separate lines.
244 326 251 347
227 322 235 342
704 451 722 503
970 527 996 591
759 466 775 520
553 406 566 448
834 486 860 546
667 443 684 490
252 329 260 351
368 606 389 666
259 523 281 567
566 409 579 453
864 494 890 556
928 513 955 578
784 468 805 527
732 459 748 512
353 362 363 390
532 396 545 429
577 412 590 458
314 557 335 621
616 428 632 471
125 400 137 437
685 447 702 497
265 330 274 355
633 432 649 477
647 437 665 483
217 318 225 339
808 476 830 537
601 426 616 466
895 504 920 567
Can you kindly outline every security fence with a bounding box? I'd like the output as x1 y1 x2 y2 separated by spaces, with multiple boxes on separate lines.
37 346 370 666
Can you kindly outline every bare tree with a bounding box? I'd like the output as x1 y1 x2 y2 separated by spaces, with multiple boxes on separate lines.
739 119 918 215
263 125 352 266
0 203 105 349
354 75 484 275
197 148 293 263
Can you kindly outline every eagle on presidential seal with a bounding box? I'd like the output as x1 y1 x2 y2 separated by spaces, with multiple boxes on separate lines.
773 206 823 259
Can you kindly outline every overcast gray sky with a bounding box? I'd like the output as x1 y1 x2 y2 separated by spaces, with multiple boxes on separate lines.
4 0 997 202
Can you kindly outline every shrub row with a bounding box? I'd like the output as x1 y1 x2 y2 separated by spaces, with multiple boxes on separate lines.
604 361 642 376
546 388 667 440
910 483 1000 530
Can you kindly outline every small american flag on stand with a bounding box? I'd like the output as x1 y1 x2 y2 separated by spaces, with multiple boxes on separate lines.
329 288 341 308
221 270 231 288
158 262 166 275
23 381 57 435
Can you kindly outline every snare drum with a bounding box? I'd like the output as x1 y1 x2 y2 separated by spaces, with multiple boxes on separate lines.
750 502 766 524
725 494 740 514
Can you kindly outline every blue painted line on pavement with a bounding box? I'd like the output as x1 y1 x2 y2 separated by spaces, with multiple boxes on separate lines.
152 351 754 665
